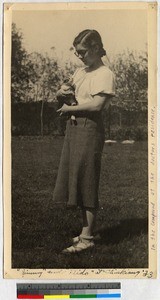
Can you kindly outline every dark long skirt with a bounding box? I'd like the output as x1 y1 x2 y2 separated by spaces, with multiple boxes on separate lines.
53 113 105 209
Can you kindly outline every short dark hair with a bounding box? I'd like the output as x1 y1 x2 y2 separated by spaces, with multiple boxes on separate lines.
73 29 106 57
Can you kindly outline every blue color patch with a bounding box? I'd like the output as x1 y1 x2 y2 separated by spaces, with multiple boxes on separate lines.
97 294 121 298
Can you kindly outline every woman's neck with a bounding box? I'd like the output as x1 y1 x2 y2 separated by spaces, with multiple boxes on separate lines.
86 58 104 72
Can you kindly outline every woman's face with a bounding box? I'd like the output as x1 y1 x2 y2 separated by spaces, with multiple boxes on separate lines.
75 42 99 67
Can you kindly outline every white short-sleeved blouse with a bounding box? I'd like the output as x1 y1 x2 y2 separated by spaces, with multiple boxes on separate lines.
72 65 115 105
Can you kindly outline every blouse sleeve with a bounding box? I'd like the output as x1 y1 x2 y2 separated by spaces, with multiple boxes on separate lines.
90 68 115 97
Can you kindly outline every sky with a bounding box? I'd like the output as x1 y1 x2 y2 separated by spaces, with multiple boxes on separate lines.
12 9 147 63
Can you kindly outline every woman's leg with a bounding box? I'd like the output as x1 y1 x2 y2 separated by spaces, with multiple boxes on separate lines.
80 208 97 238
62 208 96 253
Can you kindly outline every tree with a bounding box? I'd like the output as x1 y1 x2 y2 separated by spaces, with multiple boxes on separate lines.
27 52 66 135
112 50 148 111
11 23 36 103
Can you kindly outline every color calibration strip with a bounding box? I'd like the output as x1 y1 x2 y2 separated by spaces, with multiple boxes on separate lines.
17 295 121 299
17 283 121 299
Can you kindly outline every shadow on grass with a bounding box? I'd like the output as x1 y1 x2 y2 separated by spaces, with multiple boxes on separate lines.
96 217 148 245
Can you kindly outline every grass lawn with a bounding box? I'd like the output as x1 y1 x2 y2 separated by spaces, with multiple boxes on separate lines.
12 136 148 269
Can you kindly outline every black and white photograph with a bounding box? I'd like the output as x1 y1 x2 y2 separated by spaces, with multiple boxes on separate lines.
3 2 157 279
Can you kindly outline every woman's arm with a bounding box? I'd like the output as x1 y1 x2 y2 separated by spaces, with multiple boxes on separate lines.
57 93 112 114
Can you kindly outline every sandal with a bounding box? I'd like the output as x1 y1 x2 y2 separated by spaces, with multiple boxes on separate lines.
62 237 94 254
72 234 100 244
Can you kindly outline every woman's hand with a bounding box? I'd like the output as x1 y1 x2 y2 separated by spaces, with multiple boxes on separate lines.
57 93 112 115
56 86 74 98
57 104 70 116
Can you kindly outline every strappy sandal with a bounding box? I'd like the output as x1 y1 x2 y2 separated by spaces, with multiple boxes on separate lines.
62 237 94 254
72 234 100 244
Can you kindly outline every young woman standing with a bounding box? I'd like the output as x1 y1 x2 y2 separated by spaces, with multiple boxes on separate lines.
53 29 115 253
